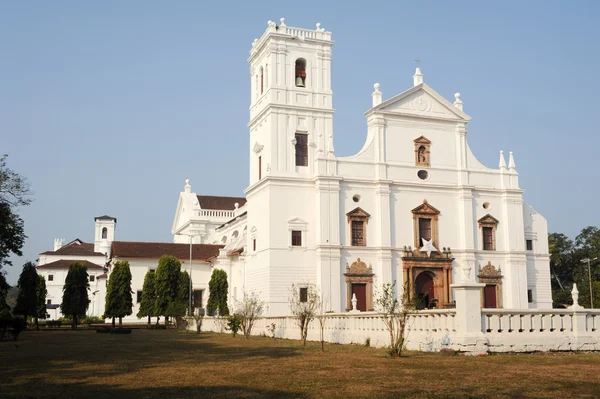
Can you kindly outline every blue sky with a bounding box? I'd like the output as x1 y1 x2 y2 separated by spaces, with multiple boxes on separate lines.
2 1 599 284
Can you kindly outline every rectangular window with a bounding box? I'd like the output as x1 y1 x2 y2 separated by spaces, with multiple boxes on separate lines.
526 239 533 251
48 275 54 281
291 230 302 246
299 287 308 303
47 299 51 305
351 220 365 246
253 239 256 251
295 133 308 166
418 218 432 243
89 275 95 282
483 227 494 250
136 291 142 303
193 290 203 308
258 156 262 180
527 289 533 303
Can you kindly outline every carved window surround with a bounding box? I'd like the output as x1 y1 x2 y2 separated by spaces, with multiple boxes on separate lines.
414 136 431 167
344 258 374 311
478 261 503 308
411 200 440 249
478 214 499 251
347 207 370 247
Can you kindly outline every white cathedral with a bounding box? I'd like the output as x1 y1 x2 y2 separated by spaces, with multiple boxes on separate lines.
39 19 552 320
171 19 552 316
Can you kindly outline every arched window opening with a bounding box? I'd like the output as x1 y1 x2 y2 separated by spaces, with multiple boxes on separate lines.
415 272 435 309
295 58 306 87
221 236 227 244
260 67 264 94
265 64 268 88
101 227 107 240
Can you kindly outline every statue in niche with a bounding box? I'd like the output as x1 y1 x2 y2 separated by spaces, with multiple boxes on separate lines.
418 145 428 164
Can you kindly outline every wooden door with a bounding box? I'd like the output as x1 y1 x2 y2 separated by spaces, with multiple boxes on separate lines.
351 284 367 312
484 285 497 308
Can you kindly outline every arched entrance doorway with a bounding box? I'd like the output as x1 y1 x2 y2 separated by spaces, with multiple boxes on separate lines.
415 272 434 310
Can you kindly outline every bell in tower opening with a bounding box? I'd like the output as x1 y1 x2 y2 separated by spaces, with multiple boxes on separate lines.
295 58 306 87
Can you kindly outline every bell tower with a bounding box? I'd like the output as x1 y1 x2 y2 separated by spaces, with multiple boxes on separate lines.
248 18 334 186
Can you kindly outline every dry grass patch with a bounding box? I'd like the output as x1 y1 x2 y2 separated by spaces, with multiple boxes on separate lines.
1 329 600 398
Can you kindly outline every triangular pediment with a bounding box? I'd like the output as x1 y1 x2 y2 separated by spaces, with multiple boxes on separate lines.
414 135 431 144
478 214 499 225
369 84 471 122
346 207 371 218
411 200 440 215
288 217 308 225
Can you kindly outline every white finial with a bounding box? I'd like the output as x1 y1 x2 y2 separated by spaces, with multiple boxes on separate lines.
316 23 321 30
252 38 258 47
508 151 516 170
453 92 463 111
413 61 423 86
569 283 583 309
372 83 382 107
280 18 286 27
184 179 191 193
234 202 239 209
499 150 507 170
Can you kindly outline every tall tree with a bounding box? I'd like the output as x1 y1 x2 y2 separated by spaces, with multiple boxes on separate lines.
207 269 229 316
548 232 575 291
14 262 38 324
154 255 182 324
61 262 90 329
137 271 157 326
0 272 11 320
105 261 133 327
36 275 47 330
0 154 32 270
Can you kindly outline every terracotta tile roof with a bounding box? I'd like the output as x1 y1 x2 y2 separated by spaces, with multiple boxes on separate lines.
227 247 244 256
110 241 223 261
40 239 106 257
197 195 246 210
36 260 105 270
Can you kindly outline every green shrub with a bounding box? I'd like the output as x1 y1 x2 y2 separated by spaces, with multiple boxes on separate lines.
226 314 242 337
81 316 104 325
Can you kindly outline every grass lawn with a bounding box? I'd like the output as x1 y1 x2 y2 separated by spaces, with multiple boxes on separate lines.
1 330 600 398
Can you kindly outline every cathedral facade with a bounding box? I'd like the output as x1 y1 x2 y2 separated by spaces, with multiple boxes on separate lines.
171 19 552 316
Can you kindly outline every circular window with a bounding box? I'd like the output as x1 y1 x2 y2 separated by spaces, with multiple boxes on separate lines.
417 170 429 180
352 195 361 203
483 202 490 210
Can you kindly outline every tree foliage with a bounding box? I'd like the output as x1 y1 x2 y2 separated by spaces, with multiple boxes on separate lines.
0 202 26 269
207 269 229 316
36 275 47 325
14 262 38 321
105 261 133 326
137 271 157 324
235 291 265 339
0 272 11 320
154 255 182 320
374 281 416 358
61 262 90 329
549 227 600 308
167 270 190 319
0 155 32 270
